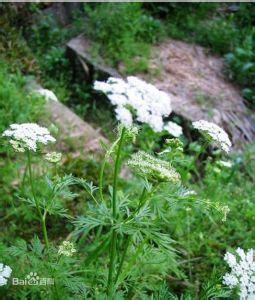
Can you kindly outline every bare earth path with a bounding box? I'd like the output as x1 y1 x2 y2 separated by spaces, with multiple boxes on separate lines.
136 39 255 147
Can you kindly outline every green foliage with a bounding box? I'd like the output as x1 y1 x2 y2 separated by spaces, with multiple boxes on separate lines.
28 15 68 51
84 3 164 72
225 33 255 104
0 63 45 143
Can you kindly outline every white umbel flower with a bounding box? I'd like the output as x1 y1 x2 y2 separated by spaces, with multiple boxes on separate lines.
58 241 77 257
3 123 56 152
164 121 183 137
45 152 62 163
36 88 58 102
223 248 255 299
128 151 180 183
115 106 133 127
217 160 233 168
94 76 173 132
0 263 12 286
192 120 231 153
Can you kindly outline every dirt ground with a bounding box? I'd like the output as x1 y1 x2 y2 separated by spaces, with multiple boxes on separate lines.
136 39 255 148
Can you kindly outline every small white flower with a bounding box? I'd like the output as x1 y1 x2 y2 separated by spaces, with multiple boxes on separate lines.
3 123 56 152
0 263 12 286
192 120 231 153
223 273 239 288
9 140 25 153
217 160 233 168
115 106 133 127
223 248 255 299
164 121 183 137
36 88 58 102
149 115 164 132
128 151 180 183
182 189 197 197
58 241 77 257
45 152 62 163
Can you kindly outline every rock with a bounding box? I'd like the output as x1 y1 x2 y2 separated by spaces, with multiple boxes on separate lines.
66 35 120 83
41 3 83 26
45 100 108 155
26 81 108 157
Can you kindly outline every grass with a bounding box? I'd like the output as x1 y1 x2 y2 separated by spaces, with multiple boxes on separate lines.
82 3 164 74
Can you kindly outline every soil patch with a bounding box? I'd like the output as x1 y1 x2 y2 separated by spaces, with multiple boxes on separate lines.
136 39 255 147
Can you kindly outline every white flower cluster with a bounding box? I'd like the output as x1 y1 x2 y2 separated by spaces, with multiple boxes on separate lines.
192 120 231 153
36 88 58 102
94 77 182 135
223 248 255 299
164 121 183 137
0 263 12 286
58 241 77 257
217 160 233 168
45 152 62 163
128 151 181 183
3 123 56 152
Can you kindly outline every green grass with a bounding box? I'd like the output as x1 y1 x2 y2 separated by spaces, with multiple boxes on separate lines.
83 3 165 73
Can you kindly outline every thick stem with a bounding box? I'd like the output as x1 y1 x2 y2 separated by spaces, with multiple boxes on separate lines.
107 230 117 296
107 127 126 296
112 128 125 217
27 151 49 249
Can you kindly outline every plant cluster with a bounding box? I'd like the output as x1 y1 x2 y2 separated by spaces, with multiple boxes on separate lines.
0 4 254 299
83 3 164 73
2 72 248 298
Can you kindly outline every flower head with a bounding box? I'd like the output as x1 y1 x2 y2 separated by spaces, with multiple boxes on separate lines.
217 160 233 168
58 241 76 257
164 121 183 137
192 120 231 153
36 88 58 102
0 263 12 286
128 151 181 184
2 123 56 152
45 152 62 163
115 106 133 127
94 76 173 132
223 248 255 299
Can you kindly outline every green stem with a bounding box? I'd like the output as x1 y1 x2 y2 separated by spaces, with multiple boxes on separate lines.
186 209 192 280
136 187 147 212
27 151 49 249
125 187 147 222
107 230 117 296
112 128 125 217
107 127 126 297
21 162 28 188
99 157 107 202
42 211 49 249
114 235 131 284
